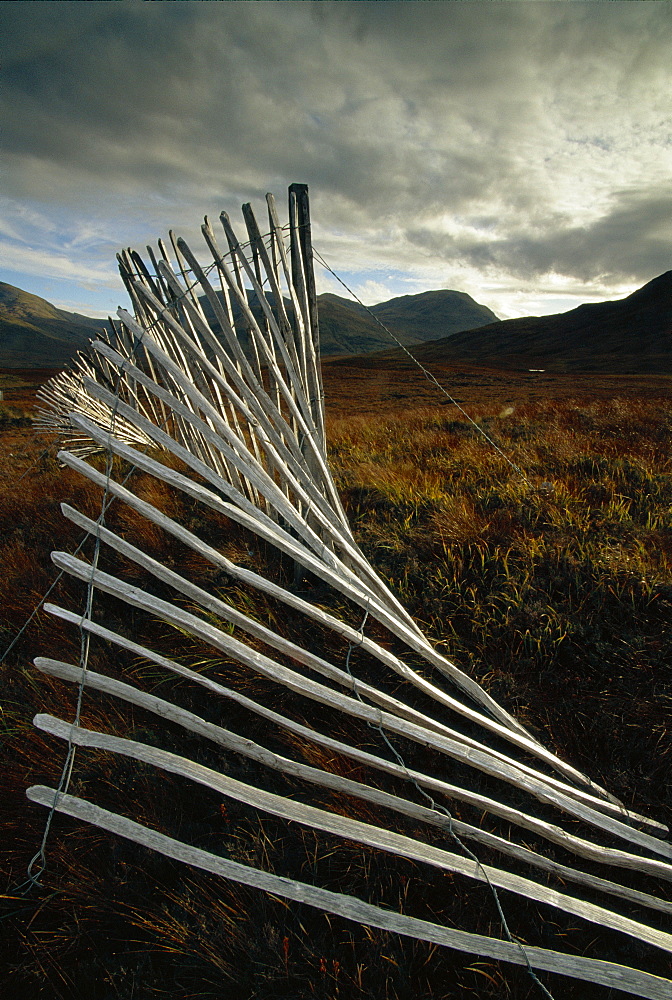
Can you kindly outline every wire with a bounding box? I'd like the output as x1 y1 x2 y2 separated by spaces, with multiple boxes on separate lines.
312 247 533 489
17 219 287 884
23 362 125 890
343 608 556 1000
15 215 548 1000
15 444 53 483
133 224 286 285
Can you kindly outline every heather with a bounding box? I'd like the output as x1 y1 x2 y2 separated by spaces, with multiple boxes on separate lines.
1 388 670 999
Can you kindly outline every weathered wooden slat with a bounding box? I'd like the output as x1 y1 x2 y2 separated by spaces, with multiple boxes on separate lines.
219 211 315 427
35 658 672 918
66 388 555 743
27 787 672 1000
156 238 428 628
51 449 609 797
42 455 652 819
32 715 672 957
144 260 330 487
30 186 671 998
48 550 672 861
56 434 660 832
90 335 351 544
289 183 325 443
40 609 672 882
60 502 538 759
60 500 663 834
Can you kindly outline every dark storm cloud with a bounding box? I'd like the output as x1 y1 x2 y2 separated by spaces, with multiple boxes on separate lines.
407 188 672 286
488 190 672 284
2 1 671 308
2 2 527 198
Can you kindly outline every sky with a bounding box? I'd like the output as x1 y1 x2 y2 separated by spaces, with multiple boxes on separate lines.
1 0 671 322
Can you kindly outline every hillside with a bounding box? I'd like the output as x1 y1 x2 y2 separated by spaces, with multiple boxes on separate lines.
369 289 498 343
199 288 498 357
4 269 671 373
398 271 672 373
316 293 408 354
316 289 498 355
1 281 497 368
0 282 107 368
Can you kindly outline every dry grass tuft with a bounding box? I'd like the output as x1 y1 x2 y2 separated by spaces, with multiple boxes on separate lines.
1 392 671 999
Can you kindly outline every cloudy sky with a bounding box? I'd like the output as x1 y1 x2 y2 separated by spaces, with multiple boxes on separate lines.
2 1 671 322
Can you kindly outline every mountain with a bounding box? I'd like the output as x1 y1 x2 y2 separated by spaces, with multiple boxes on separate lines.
316 293 413 354
5 271 671 374
0 283 497 368
199 289 498 357
0 282 107 368
368 290 498 343
395 271 672 373
195 290 381 356
0 280 497 368
316 290 498 355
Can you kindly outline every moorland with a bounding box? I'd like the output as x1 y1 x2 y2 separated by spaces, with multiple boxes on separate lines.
1 357 671 999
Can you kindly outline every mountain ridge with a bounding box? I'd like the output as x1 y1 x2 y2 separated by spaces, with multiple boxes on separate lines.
359 271 672 374
0 282 108 369
0 281 499 368
3 272 670 374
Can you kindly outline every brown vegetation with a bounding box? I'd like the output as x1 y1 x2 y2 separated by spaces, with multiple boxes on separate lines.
1 366 671 999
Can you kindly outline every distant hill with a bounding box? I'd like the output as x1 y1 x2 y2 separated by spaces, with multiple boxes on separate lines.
0 282 107 368
316 290 497 355
394 271 672 373
368 290 498 344
5 271 671 375
199 288 498 357
1 279 499 369
196 289 398 356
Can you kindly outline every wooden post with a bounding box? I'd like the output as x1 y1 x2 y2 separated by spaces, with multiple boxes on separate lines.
289 183 325 447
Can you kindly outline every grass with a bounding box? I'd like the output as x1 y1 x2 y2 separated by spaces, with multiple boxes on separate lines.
1 390 671 998
328 400 672 805
0 402 33 430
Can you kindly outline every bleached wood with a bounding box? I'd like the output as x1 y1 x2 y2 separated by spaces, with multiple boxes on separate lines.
48 549 672 861
60 501 666 839
44 449 666 832
52 458 656 832
32 714 672 957
218 212 314 427
27 787 672 1000
31 186 671 997
89 336 351 545
288 182 325 446
38 611 672 882
59 503 541 760
35 658 672 918
68 385 551 742
51 448 607 792
56 261 553 745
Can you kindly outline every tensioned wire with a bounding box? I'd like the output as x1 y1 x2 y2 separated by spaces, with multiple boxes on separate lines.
311 246 533 489
11 248 224 892
343 607 556 1000
1 220 283 674
320 247 552 994
0 225 286 665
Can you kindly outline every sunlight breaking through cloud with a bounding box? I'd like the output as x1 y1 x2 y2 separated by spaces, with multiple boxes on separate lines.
1 2 671 317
